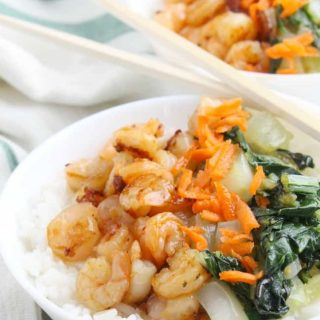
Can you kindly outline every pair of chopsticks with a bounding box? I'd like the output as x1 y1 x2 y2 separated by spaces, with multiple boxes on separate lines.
0 5 319 141
97 0 320 141
0 14 230 96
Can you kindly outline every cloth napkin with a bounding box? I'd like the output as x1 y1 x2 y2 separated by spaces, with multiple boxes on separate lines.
0 1 205 319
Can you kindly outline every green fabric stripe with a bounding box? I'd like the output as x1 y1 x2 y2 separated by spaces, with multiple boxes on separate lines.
0 140 18 171
0 3 132 42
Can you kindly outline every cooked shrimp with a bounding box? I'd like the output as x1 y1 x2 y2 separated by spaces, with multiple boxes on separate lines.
118 159 173 184
186 0 225 27
144 212 186 267
152 247 210 298
147 294 199 320
132 217 154 262
153 150 177 171
166 130 196 158
76 251 130 311
97 195 134 235
113 119 163 159
47 203 101 262
120 174 174 217
104 152 134 196
201 11 257 48
154 3 187 32
203 37 228 59
95 225 134 261
65 158 112 192
124 241 157 304
226 40 268 72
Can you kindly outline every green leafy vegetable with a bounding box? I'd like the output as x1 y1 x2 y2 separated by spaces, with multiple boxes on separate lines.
201 251 261 320
255 273 292 318
224 127 300 176
277 149 315 170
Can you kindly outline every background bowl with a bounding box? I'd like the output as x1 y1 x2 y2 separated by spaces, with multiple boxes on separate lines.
0 95 320 320
120 0 320 105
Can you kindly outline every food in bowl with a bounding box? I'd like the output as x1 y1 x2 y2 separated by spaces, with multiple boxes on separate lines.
154 0 320 74
32 96 320 320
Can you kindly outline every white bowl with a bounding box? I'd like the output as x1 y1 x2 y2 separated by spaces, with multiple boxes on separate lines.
121 0 320 104
0 95 320 320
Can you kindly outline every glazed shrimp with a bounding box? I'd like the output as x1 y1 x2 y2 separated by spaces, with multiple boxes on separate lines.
113 119 163 159
147 294 199 320
124 241 157 304
152 248 210 299
76 251 130 311
104 152 134 196
97 195 134 235
201 11 257 48
226 40 268 72
95 225 134 261
65 158 112 192
166 130 196 158
153 150 177 171
144 212 186 267
118 159 173 184
47 203 101 262
119 174 174 217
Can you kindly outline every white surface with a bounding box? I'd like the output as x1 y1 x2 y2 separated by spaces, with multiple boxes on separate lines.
1 95 320 320
123 0 320 105
0 0 106 23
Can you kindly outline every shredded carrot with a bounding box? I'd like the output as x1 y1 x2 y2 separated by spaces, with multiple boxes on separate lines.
255 270 264 280
255 195 270 208
234 194 260 234
219 228 239 238
178 169 193 193
219 241 254 256
215 182 236 220
266 32 318 74
242 256 258 272
200 210 222 223
204 98 243 117
180 226 208 251
190 148 216 162
249 165 266 195
172 146 196 175
192 198 221 214
274 0 309 18
210 143 239 181
222 234 253 244
193 170 211 189
219 270 261 284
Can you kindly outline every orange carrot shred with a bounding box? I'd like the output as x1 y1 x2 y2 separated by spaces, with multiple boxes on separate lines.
219 270 259 285
192 198 221 214
234 194 260 234
274 0 309 18
255 195 270 208
215 182 236 220
242 256 258 272
249 165 266 195
180 226 208 251
200 210 221 223
204 98 243 117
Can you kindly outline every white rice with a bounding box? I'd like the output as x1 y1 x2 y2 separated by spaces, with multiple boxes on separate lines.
18 175 143 320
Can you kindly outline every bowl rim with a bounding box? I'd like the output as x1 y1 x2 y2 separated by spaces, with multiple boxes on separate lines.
123 0 320 78
0 94 319 320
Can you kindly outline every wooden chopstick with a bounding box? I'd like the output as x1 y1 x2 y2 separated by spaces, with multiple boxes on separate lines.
0 13 231 97
98 0 320 141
